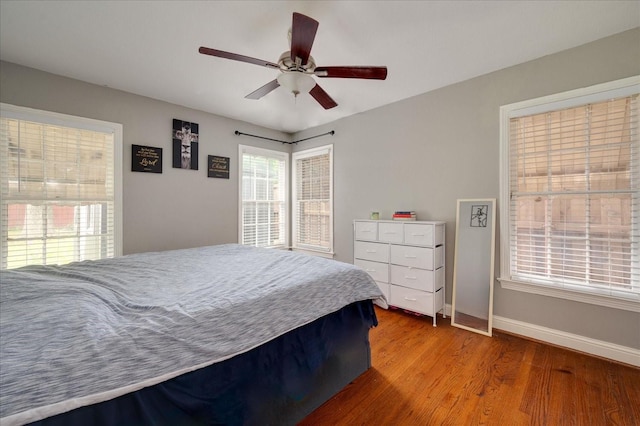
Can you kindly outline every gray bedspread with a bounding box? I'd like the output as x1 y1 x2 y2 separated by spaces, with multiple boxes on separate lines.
0 244 385 425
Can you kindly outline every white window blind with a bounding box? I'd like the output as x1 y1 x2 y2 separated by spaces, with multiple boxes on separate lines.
1 104 122 269
239 145 288 248
292 145 333 254
500 77 639 307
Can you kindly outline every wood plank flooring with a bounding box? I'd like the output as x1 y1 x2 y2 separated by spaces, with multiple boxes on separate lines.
299 306 640 426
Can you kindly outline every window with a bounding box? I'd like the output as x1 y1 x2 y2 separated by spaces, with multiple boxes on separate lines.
0 103 122 269
292 144 333 255
238 145 288 248
499 77 639 311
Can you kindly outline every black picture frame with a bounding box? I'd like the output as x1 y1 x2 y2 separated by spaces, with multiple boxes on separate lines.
172 119 199 170
208 155 230 179
470 205 489 228
132 144 162 173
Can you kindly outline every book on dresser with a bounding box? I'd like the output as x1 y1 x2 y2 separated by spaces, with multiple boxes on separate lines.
353 219 446 326
392 210 417 220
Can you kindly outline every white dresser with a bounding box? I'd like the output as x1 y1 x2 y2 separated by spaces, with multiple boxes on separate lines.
353 219 446 326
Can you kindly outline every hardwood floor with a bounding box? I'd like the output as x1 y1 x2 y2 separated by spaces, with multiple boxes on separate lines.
299 306 640 426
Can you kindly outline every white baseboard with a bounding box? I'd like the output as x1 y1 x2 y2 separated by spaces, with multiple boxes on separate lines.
443 304 639 367
493 315 640 367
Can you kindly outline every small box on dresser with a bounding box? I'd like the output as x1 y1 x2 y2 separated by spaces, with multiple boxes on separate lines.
354 219 446 326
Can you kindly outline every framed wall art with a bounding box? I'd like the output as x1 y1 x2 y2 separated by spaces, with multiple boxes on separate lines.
132 144 162 173
208 155 230 179
172 119 199 170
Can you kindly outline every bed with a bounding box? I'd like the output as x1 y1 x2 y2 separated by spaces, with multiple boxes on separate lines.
0 244 385 425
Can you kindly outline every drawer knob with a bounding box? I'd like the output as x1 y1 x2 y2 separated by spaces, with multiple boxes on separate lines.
365 249 377 253
404 255 417 259
404 276 417 280
412 233 425 237
404 297 418 301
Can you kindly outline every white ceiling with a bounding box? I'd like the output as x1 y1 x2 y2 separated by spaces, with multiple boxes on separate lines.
1 1 638 134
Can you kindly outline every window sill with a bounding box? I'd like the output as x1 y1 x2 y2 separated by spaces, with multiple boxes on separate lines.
291 248 335 259
498 278 640 313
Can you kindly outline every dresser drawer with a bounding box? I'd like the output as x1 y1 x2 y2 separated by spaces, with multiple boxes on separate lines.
403 223 435 246
390 265 435 292
354 259 389 283
354 221 378 241
434 245 444 269
389 285 434 316
378 222 403 243
390 245 434 269
354 241 389 263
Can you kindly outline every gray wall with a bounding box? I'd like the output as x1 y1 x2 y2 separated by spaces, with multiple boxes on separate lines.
293 28 640 349
1 28 638 349
0 61 290 255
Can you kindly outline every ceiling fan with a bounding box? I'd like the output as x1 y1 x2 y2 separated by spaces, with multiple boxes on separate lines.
199 12 387 110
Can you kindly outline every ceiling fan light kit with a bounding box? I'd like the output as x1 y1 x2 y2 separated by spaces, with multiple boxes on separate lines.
199 12 387 110
277 72 315 97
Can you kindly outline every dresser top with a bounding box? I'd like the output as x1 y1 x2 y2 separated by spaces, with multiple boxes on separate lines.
354 219 446 225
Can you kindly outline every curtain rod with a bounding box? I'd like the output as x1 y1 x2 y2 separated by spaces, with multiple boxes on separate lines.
234 130 335 145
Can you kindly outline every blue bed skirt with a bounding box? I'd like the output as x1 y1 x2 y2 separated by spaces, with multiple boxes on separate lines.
29 300 377 426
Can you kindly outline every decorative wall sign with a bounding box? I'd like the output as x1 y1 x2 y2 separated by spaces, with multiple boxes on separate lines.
132 144 162 173
208 155 230 179
172 119 199 170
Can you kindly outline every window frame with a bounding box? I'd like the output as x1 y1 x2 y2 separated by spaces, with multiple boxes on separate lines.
237 144 289 249
498 76 640 312
0 103 123 269
291 144 334 257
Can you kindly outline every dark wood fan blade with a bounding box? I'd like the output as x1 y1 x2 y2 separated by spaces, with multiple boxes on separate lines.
199 47 280 69
309 84 338 109
245 79 280 100
290 13 318 66
314 66 387 80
